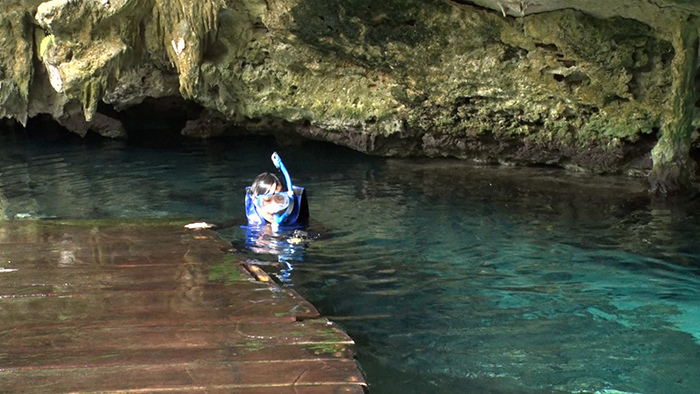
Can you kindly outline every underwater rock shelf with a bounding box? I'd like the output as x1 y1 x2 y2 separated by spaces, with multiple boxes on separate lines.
0 220 366 393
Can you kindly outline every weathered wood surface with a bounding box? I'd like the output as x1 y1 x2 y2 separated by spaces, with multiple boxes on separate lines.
0 220 366 393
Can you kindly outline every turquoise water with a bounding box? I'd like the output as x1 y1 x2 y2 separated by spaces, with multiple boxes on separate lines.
1 130 699 393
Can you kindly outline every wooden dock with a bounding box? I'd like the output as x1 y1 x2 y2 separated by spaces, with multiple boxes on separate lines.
0 220 366 393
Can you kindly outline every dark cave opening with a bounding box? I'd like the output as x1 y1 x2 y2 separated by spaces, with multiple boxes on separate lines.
0 96 207 147
0 97 322 155
96 96 206 146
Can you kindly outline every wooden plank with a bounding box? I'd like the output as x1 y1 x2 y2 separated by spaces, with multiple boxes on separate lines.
2 320 354 364
0 221 366 393
2 343 356 370
1 360 365 392
0 289 321 327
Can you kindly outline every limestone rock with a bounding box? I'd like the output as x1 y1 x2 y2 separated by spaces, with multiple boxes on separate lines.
0 0 699 192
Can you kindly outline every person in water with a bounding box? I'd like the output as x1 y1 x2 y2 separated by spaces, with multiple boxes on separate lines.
244 153 309 228
186 152 308 230
186 152 311 283
245 170 308 228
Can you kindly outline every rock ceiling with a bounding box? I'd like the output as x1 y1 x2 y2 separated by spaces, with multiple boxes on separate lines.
461 0 700 38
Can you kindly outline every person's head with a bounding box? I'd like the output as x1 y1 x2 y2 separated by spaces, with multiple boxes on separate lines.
250 172 290 223
250 172 282 197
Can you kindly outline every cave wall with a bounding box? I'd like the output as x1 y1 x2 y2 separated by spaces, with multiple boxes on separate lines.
1 0 700 190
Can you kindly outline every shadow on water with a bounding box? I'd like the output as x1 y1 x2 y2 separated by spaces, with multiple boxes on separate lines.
1 129 699 393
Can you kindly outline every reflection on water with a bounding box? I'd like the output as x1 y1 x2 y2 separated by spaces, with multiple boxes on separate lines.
237 225 313 282
1 131 699 393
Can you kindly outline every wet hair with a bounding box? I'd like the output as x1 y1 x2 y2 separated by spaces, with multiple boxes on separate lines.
249 172 282 196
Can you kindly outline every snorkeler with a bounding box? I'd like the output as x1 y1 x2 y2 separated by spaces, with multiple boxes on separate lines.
185 152 312 283
245 152 308 229
185 152 308 230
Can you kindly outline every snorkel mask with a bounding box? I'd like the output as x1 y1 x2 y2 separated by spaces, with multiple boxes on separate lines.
254 152 295 226
255 192 291 215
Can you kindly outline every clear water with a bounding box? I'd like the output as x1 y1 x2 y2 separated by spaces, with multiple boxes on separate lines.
1 130 699 393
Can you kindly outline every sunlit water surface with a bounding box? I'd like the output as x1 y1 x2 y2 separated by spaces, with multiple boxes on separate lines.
1 131 699 393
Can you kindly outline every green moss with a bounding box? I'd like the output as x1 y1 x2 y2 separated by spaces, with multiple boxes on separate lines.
241 339 265 352
580 112 659 142
208 260 246 284
38 34 54 62
304 343 346 355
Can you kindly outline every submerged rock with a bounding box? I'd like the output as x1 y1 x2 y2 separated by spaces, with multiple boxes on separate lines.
1 0 700 192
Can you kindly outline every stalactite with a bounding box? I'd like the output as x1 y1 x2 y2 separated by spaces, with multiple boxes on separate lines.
649 16 699 195
154 0 223 98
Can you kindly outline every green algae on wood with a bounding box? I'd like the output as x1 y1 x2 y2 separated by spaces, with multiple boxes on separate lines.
208 258 248 284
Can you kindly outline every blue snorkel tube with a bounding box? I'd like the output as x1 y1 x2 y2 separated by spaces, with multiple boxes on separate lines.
271 152 293 194
270 152 294 226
